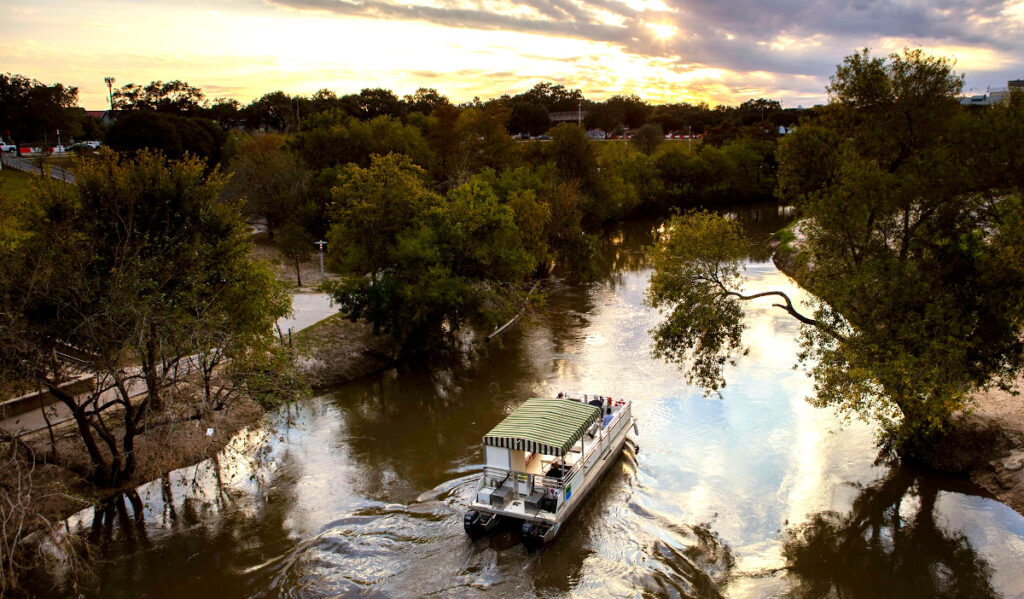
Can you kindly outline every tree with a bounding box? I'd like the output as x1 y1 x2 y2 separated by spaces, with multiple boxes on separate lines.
631 123 664 155
106 111 226 164
404 88 448 115
339 88 405 120
519 82 583 112
278 220 314 286
507 102 551 136
243 91 298 132
206 97 242 129
288 112 433 171
0 73 80 147
548 123 597 183
456 102 515 173
0 150 289 486
223 133 308 239
646 49 1024 457
111 80 207 115
324 154 533 354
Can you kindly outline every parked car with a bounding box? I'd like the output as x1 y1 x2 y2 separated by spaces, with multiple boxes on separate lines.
0 138 15 153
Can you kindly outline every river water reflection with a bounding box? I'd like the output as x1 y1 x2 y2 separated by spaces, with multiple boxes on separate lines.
59 205 1024 598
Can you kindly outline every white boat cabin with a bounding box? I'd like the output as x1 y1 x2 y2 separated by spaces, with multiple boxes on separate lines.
474 393 632 519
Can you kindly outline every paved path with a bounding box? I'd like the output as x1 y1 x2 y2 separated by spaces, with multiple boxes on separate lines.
1 294 338 437
276 293 339 334
2 153 76 183
0 354 205 437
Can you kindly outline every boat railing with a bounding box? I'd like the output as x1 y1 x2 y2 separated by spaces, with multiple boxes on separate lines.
477 400 632 510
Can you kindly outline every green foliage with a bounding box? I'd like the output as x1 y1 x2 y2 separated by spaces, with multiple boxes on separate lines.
289 112 432 171
645 212 750 393
106 111 226 164
324 154 534 355
278 220 314 286
0 149 290 484
111 80 207 115
654 137 775 208
0 73 80 146
231 341 310 410
223 133 308 239
648 48 1024 456
631 123 664 155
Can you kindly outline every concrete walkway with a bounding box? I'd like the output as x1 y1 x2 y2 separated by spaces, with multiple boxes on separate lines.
1 153 76 183
1 294 339 437
276 293 339 335
0 355 204 437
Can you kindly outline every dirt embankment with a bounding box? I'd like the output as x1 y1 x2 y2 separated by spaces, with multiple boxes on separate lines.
771 240 1024 516
294 314 395 388
953 383 1024 514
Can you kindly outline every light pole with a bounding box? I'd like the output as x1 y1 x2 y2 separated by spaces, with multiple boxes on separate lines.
104 76 115 112
688 125 692 153
315 240 327 277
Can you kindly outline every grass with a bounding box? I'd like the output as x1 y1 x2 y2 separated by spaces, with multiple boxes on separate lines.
0 168 36 204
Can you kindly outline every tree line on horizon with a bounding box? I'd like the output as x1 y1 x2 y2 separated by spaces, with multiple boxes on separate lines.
2 72 802 147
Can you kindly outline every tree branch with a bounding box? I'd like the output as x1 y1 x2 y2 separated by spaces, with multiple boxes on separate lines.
718 285 844 341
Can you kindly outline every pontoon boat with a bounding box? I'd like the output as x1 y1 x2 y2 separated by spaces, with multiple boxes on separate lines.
463 392 637 549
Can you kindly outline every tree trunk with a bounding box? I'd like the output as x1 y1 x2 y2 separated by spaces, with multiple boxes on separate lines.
295 257 302 287
43 379 110 482
143 335 162 412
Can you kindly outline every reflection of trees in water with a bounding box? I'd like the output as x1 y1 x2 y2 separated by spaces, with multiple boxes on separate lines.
782 467 997 599
59 446 300 598
589 203 794 286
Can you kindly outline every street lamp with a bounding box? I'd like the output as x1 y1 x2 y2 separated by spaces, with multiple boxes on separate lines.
315 240 327 277
104 76 115 112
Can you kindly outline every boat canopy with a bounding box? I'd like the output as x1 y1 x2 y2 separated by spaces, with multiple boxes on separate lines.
483 398 602 457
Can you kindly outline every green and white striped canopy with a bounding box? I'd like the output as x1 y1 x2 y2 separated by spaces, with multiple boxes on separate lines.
483 398 602 457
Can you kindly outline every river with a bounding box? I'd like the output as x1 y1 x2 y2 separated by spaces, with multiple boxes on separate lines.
54 205 1024 598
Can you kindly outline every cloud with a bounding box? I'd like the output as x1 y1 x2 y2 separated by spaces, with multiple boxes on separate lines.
265 0 1024 86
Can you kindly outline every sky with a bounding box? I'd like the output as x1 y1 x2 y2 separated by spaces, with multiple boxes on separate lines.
2 0 1022 110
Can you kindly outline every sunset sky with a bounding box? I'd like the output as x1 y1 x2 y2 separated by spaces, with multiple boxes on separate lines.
2 0 1022 110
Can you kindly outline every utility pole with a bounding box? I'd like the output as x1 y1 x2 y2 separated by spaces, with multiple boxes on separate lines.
104 77 116 112
315 240 327 277
688 125 692 153
578 99 582 127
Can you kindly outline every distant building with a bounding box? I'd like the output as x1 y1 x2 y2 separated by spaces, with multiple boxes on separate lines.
960 94 990 106
959 79 1022 106
85 110 119 125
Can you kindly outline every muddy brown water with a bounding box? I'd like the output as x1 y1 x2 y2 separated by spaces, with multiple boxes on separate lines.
48 206 1024 598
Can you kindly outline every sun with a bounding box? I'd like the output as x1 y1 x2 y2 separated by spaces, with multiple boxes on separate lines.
646 22 678 41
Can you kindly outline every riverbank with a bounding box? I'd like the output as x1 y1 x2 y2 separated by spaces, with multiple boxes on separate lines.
772 239 1024 517
1 280 394 594
1 314 394 594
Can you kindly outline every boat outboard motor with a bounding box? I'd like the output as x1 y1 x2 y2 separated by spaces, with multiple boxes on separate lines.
521 521 547 550
464 510 484 539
